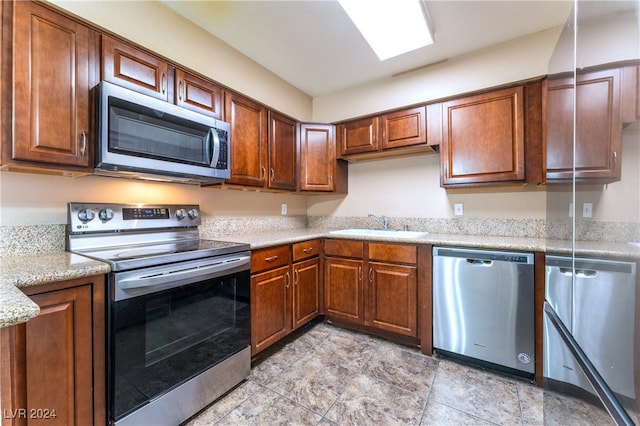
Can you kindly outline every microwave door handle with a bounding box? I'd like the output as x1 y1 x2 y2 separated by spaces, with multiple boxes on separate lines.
205 128 221 167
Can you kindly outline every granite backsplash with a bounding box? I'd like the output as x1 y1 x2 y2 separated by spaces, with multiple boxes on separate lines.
0 216 637 255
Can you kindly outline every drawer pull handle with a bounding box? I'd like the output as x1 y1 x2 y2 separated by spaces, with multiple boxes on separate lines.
264 255 279 262
303 247 313 253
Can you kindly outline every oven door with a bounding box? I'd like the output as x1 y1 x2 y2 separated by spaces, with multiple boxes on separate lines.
107 252 250 423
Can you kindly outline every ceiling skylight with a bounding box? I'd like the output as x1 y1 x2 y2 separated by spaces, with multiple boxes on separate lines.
338 0 434 61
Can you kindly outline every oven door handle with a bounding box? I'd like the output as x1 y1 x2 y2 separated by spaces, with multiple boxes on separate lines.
118 255 250 290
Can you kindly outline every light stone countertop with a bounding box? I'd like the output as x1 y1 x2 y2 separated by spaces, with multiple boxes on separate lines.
0 252 111 328
2 228 638 328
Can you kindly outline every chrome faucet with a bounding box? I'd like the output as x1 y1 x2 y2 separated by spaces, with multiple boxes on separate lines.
368 214 389 230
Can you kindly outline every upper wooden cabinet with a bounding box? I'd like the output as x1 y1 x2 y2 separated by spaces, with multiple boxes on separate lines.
225 92 268 187
174 69 224 119
338 116 378 156
299 123 348 193
268 111 297 191
8 1 94 169
338 106 436 160
102 35 171 100
546 66 636 182
102 35 224 119
439 85 526 186
379 106 427 150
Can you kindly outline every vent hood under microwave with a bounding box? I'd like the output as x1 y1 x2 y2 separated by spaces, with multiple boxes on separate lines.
94 81 231 185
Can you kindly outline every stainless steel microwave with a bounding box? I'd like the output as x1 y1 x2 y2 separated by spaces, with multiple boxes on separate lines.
95 81 230 184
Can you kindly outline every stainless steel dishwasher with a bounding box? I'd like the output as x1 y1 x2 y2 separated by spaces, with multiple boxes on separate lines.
433 247 535 378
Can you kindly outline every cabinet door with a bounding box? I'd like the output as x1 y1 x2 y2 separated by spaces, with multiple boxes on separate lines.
324 257 364 324
225 92 268 186
293 258 321 329
268 111 297 190
12 1 91 167
174 69 224 119
379 106 427 150
102 35 170 100
1 285 94 426
441 86 525 185
367 262 417 337
251 265 291 355
338 116 378 156
547 69 623 182
299 123 336 192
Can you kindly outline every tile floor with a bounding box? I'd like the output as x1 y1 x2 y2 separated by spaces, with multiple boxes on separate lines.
185 321 618 425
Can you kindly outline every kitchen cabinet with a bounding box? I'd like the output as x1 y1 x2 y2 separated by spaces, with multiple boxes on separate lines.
102 35 224 119
337 106 436 160
7 0 95 169
251 240 321 355
298 123 348 193
324 239 365 323
366 242 418 337
546 66 636 182
324 239 420 339
268 111 297 190
102 34 171 101
439 85 526 186
224 94 297 191
0 276 106 426
338 116 378 156
251 245 291 354
292 240 322 329
225 92 268 187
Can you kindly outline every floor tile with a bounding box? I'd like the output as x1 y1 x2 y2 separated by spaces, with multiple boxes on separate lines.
216 385 321 425
517 381 544 426
361 343 439 395
325 373 426 425
420 400 494 425
313 329 381 372
264 353 356 415
429 360 523 425
542 389 614 426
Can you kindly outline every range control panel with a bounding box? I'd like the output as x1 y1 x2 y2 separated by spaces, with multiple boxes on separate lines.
68 203 201 233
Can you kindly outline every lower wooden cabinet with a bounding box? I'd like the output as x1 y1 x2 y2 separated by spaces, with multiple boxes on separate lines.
251 240 321 355
323 239 419 339
0 276 106 426
324 257 364 323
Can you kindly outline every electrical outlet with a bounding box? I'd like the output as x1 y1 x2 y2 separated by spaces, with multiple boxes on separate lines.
281 203 288 215
454 203 463 216
569 202 574 217
582 202 593 218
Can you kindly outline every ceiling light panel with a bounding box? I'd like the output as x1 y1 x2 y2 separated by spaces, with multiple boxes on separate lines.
338 0 434 61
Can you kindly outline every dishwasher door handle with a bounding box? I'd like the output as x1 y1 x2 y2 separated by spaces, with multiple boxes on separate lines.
466 258 493 266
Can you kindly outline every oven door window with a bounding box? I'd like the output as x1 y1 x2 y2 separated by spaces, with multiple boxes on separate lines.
109 270 250 421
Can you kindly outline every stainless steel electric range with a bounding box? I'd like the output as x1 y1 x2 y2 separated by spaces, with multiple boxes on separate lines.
67 203 251 426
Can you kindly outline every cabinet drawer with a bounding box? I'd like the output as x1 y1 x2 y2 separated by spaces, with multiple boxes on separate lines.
323 239 363 258
368 243 417 264
251 245 291 273
292 239 320 262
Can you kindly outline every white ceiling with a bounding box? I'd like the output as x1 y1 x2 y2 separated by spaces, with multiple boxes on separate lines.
162 1 575 97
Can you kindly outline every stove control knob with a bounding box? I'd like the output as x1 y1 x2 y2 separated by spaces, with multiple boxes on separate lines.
78 208 95 222
98 208 114 222
175 208 187 220
187 209 199 220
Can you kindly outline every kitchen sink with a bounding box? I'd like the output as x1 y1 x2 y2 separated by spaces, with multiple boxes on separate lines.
329 228 429 238
628 242 640 248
